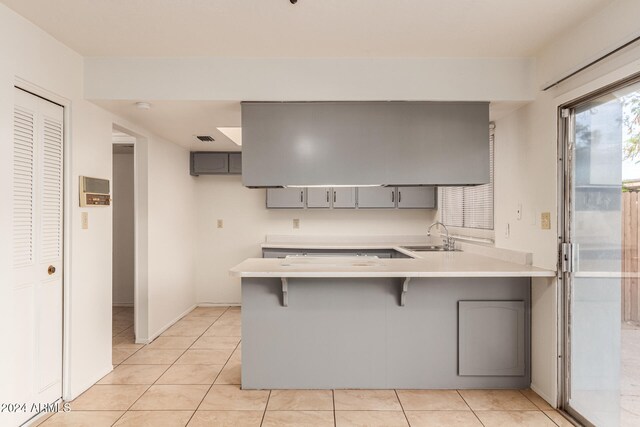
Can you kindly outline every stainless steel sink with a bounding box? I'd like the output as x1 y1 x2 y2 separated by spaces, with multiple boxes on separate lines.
401 245 460 252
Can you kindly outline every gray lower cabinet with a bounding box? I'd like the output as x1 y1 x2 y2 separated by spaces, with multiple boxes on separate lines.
190 152 229 175
332 187 357 208
397 186 436 209
229 153 242 174
307 188 332 208
458 300 526 377
266 188 306 208
357 187 396 208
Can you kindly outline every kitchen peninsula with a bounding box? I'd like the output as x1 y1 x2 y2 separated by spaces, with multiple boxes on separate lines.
230 237 555 390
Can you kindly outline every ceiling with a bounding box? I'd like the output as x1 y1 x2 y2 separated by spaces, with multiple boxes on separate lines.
98 100 241 152
3 0 612 57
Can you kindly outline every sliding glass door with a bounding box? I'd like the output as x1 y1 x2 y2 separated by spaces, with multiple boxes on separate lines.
562 78 640 426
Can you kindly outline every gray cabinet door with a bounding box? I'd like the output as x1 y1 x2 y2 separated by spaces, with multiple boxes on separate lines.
307 188 331 208
397 187 436 209
229 152 242 174
332 188 357 208
266 188 306 208
191 152 229 175
357 187 396 208
458 301 525 376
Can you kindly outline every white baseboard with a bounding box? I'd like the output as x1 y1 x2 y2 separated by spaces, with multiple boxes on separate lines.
65 363 113 401
530 382 557 409
144 304 198 344
197 302 241 307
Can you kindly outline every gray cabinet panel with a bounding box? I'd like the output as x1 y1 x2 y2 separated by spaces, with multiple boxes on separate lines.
266 188 305 208
229 152 242 174
357 187 396 208
458 301 526 376
397 187 436 209
191 152 229 175
332 187 357 208
307 188 331 208
242 101 490 187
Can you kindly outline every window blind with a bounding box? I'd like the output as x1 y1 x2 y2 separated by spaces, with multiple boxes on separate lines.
439 127 494 230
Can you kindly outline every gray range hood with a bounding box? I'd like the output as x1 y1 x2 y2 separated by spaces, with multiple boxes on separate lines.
241 101 489 188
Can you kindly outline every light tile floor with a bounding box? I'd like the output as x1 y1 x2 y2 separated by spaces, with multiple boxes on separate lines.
36 306 574 426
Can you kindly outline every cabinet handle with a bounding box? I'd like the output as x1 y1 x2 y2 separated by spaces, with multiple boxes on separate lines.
334 191 337 203
326 191 329 203
399 191 402 203
300 190 304 202
392 191 395 203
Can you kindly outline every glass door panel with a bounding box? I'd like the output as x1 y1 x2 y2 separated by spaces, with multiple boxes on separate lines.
566 80 640 426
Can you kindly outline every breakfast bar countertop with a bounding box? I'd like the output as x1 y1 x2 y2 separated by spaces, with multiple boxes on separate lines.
230 251 556 278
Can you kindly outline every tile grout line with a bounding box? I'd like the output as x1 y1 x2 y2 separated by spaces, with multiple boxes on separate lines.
394 389 411 426
114 306 231 426
332 389 337 427
186 306 240 426
518 389 562 426
456 390 486 427
260 390 272 427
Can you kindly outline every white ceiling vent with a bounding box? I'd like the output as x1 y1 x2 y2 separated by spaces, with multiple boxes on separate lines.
196 135 215 142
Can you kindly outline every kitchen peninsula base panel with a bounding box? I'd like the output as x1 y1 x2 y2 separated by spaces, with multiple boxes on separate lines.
241 277 530 390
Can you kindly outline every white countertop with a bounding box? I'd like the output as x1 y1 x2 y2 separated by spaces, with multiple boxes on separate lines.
230 251 556 278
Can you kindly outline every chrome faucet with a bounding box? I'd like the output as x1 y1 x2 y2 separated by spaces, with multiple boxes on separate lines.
427 221 455 251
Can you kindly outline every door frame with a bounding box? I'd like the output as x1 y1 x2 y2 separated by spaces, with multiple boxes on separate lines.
557 72 640 426
112 124 149 344
13 78 71 406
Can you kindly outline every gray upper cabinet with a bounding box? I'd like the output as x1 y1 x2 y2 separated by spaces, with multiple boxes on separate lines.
266 188 306 208
242 101 490 187
397 187 436 209
190 152 242 176
357 187 396 208
332 187 357 208
191 152 229 176
229 152 242 174
307 188 332 208
458 301 526 377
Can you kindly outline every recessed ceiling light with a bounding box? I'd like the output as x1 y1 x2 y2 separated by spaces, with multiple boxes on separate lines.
135 101 152 110
217 127 242 146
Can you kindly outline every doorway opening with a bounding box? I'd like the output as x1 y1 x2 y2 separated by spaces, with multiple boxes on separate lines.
112 130 137 362
560 75 640 426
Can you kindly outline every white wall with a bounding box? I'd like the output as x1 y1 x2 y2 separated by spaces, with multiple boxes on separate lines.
492 0 640 406
84 57 535 102
0 4 198 412
195 176 436 303
112 152 135 306
147 137 197 337
0 3 115 406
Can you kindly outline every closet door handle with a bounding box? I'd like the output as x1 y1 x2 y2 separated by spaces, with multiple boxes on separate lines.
300 191 304 202
398 191 402 203
334 191 337 203
392 191 395 203
326 191 329 203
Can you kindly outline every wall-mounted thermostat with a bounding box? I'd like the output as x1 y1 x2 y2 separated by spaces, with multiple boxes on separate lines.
79 176 111 207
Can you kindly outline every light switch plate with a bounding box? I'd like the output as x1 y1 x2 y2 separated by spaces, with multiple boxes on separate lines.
81 212 89 229
217 219 223 228
541 212 551 230
293 218 300 229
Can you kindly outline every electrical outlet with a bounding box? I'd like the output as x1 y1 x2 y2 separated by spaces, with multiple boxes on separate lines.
541 212 551 230
81 212 89 230
217 219 223 228
293 218 300 229
516 203 522 220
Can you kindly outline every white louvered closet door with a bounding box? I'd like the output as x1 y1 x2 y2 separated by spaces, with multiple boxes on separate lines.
12 88 64 423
